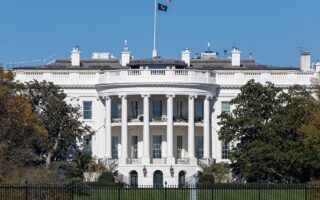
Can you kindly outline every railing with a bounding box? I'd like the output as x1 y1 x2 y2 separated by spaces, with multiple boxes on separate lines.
105 159 118 173
1 183 320 200
98 69 216 85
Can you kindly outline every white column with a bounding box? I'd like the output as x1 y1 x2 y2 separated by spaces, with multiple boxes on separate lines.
166 94 175 164
120 94 128 164
203 96 211 159
142 94 150 164
105 96 112 159
188 95 197 165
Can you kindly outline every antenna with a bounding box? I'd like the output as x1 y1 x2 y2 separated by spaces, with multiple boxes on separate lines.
43 53 56 65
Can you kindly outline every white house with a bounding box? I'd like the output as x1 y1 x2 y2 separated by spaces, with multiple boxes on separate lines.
13 44 320 187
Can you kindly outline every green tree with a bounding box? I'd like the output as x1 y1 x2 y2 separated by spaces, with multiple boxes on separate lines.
298 79 320 181
201 163 231 183
26 80 94 175
218 80 311 183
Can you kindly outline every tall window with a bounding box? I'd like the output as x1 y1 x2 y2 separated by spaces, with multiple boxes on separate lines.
153 100 162 118
83 135 92 154
131 136 138 159
195 101 203 122
177 136 183 159
83 101 92 120
112 136 118 159
153 135 162 158
112 101 119 118
222 101 231 113
222 141 230 159
195 136 203 159
131 101 138 118
176 101 183 119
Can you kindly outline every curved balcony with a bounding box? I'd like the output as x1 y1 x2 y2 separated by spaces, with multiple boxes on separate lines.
98 69 216 86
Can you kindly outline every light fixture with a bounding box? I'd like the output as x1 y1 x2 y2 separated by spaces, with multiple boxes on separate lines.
170 165 174 177
143 165 147 177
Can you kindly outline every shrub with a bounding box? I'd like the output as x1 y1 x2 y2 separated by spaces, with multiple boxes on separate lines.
98 171 115 183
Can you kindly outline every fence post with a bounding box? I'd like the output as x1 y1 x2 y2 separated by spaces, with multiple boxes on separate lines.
258 184 261 200
71 184 74 200
118 186 120 200
305 184 307 200
25 180 28 200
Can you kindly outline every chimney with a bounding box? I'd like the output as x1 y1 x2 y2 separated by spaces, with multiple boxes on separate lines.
231 47 241 67
181 48 191 66
121 40 131 67
315 59 320 72
71 46 80 67
300 51 311 72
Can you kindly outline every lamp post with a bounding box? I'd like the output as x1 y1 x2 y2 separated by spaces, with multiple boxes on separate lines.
170 166 174 177
143 165 147 177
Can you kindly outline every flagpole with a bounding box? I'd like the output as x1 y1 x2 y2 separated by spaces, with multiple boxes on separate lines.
152 0 158 58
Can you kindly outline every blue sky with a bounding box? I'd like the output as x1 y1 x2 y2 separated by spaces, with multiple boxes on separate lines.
0 0 319 68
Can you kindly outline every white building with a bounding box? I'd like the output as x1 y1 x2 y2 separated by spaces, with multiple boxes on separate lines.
14 44 320 187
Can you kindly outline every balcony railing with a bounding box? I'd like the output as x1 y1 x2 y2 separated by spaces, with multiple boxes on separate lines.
99 69 216 85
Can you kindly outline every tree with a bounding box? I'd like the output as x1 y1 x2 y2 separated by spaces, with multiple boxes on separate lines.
0 69 46 165
200 163 231 183
298 79 320 181
218 80 312 183
26 80 94 171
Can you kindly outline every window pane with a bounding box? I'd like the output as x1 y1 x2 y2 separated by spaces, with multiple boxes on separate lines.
153 100 162 117
83 101 92 119
195 136 203 159
131 136 138 159
112 101 119 118
153 135 162 158
177 136 183 159
222 141 230 159
83 135 92 154
195 101 203 122
112 136 118 159
131 101 138 118
222 101 231 113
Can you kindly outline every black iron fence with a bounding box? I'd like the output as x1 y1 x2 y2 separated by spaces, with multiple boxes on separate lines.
1 183 320 200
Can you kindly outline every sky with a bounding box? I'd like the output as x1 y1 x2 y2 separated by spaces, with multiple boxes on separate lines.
0 0 319 68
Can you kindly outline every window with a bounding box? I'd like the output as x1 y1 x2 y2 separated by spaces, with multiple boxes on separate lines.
178 171 186 188
112 136 119 159
222 101 231 113
131 101 138 118
195 136 204 159
83 135 92 154
153 100 162 118
130 171 138 188
222 141 230 159
131 136 138 159
176 101 183 119
177 136 183 159
112 101 119 118
153 135 162 158
83 101 92 120
195 101 203 122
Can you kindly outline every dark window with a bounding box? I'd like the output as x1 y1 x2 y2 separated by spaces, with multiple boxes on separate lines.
83 101 92 119
222 141 230 159
112 136 118 159
195 101 203 122
112 101 119 118
130 171 138 187
153 135 162 158
83 135 92 154
131 136 138 159
178 171 186 188
195 136 203 159
176 101 183 119
153 170 163 187
153 100 162 118
177 136 183 159
131 101 138 118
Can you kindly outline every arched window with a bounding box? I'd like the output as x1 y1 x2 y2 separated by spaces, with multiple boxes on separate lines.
153 170 163 188
178 171 186 188
130 171 138 187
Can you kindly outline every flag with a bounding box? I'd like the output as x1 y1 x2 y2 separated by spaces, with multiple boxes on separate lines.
166 0 172 2
158 3 168 12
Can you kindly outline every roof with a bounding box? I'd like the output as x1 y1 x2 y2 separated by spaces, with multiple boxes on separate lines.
13 57 300 72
